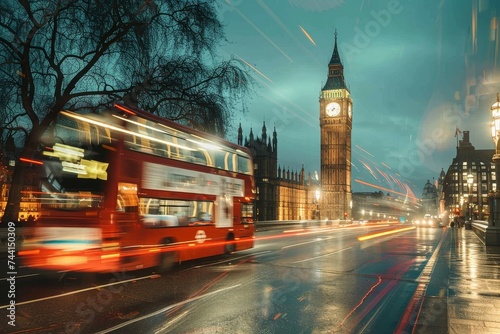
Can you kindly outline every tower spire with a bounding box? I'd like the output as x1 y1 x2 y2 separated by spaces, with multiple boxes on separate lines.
318 28 352 221
323 29 348 91
329 29 342 66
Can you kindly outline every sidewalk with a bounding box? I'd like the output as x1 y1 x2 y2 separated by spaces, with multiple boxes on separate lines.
447 228 500 333
417 227 500 333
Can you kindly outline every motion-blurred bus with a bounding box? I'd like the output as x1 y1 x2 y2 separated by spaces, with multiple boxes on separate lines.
19 103 255 273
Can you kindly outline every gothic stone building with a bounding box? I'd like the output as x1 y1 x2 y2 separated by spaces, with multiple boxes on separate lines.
237 123 316 221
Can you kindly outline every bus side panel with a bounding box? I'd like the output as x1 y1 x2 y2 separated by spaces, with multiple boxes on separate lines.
145 225 226 262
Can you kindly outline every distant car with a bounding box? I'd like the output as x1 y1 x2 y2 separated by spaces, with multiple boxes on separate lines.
413 215 443 228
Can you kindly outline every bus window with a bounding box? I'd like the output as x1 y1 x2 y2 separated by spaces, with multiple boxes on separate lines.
39 142 109 211
191 150 208 166
238 155 252 174
117 183 138 212
241 203 254 223
139 198 214 227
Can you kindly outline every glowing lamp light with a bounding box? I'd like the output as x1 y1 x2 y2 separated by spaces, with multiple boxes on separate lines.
491 95 500 119
491 93 500 164
491 93 500 142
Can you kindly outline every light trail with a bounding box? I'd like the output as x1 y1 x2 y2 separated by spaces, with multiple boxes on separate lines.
375 166 393 186
299 25 316 45
260 91 318 128
225 2 293 62
355 145 375 157
354 178 419 201
358 160 379 180
357 226 416 241
256 0 319 61
334 276 383 331
256 223 391 242
236 54 273 83
395 228 447 333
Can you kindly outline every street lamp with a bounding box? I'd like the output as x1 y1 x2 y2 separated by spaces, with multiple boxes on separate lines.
313 171 321 221
486 93 500 245
490 93 500 228
315 189 321 221
488 93 500 226
460 196 464 222
467 173 473 225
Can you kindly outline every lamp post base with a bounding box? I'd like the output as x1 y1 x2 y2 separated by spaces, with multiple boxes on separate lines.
471 222 500 246
485 226 500 246
484 191 500 246
488 191 500 227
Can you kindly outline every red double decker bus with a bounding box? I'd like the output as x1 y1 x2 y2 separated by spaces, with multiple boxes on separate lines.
20 103 255 273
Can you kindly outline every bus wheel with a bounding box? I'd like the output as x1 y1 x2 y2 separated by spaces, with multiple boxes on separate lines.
158 250 176 273
224 235 236 254
158 239 176 273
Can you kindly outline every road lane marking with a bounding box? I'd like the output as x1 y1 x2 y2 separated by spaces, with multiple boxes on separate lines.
185 251 271 270
0 274 159 309
291 246 352 264
0 273 39 280
95 284 242 333
281 234 354 250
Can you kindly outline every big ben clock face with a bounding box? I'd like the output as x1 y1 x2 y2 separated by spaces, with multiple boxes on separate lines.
326 102 341 117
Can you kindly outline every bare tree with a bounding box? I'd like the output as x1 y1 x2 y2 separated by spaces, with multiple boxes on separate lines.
0 0 252 223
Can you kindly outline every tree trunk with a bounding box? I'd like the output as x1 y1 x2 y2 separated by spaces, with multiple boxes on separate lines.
1 132 38 224
2 162 26 224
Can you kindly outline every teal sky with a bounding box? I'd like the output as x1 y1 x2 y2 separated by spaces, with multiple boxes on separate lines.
218 0 500 197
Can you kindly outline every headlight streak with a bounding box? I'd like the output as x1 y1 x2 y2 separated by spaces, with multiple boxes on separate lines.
357 226 416 241
254 224 392 245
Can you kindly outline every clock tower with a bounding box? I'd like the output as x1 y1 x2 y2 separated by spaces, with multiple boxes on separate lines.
319 31 352 220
